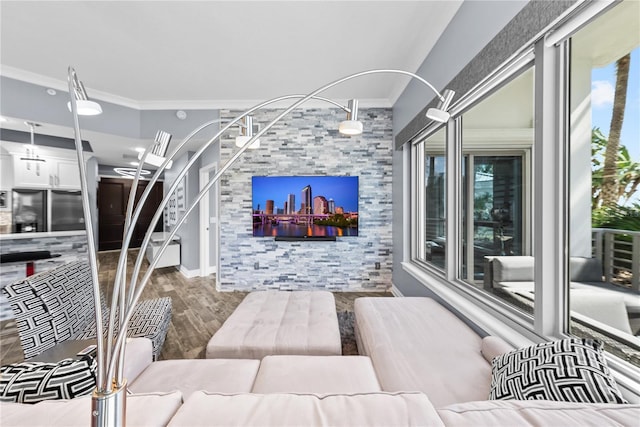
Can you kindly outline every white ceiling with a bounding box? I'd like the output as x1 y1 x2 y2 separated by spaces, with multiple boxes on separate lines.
0 0 462 166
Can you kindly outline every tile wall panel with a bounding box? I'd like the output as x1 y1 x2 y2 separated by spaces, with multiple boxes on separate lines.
218 108 393 292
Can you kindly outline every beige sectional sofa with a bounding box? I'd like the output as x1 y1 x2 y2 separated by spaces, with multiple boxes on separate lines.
2 295 639 426
354 297 510 407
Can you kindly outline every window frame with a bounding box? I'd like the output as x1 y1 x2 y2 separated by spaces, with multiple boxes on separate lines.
404 1 640 393
411 124 448 273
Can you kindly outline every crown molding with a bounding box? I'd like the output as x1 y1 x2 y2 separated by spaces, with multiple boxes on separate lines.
0 65 143 110
136 97 393 110
1 66 394 112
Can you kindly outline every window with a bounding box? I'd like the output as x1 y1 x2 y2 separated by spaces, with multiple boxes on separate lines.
459 67 533 287
412 126 446 271
568 0 640 367
458 67 534 316
406 0 640 372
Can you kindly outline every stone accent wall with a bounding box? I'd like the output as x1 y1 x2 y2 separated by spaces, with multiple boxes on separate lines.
218 108 393 292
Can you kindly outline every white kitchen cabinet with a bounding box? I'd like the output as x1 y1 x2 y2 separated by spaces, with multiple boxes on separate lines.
52 160 81 189
12 156 80 189
0 154 13 189
12 155 50 188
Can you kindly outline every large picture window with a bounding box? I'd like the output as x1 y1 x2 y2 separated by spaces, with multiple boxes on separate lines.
407 0 639 371
568 0 639 367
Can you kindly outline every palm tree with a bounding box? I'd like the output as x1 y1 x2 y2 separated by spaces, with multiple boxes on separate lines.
601 53 630 208
591 128 640 210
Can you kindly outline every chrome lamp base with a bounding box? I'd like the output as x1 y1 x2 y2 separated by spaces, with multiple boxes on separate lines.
91 382 127 427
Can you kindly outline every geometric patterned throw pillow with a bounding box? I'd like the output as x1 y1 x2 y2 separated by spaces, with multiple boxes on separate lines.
0 357 96 404
489 338 627 404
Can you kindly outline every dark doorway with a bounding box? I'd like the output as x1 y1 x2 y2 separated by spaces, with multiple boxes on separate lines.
98 177 163 251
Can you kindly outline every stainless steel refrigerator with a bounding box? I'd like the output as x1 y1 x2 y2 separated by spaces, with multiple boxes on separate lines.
51 190 85 231
12 189 47 233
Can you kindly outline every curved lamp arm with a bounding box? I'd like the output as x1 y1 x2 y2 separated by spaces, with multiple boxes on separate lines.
67 67 107 388
68 67 454 395
105 69 454 384
118 94 358 307
101 93 362 385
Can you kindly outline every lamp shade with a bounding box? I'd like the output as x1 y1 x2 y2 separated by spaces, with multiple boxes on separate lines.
138 152 173 169
425 89 454 123
67 100 102 116
235 135 260 149
425 108 450 123
338 120 363 136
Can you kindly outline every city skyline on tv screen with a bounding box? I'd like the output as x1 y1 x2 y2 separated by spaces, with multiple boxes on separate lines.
251 175 358 237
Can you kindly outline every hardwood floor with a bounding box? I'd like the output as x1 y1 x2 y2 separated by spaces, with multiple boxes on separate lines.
0 250 391 364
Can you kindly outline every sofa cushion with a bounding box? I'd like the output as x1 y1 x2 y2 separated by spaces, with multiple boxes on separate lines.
438 399 640 426
167 391 445 427
0 357 96 404
354 297 491 407
492 256 534 284
0 391 183 427
481 336 514 364
570 257 604 282
122 337 154 383
252 355 381 394
571 281 640 315
128 359 260 399
489 338 627 404
570 289 633 334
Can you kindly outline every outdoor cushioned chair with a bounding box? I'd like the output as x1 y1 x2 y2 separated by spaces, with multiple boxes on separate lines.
2 260 171 360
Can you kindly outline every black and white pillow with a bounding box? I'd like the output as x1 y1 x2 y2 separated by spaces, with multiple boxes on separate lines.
489 338 627 404
0 357 96 404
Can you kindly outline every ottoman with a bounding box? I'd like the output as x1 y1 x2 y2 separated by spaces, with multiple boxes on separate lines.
206 291 341 359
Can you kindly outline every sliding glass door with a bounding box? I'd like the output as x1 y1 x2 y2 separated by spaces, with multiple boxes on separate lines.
462 155 524 282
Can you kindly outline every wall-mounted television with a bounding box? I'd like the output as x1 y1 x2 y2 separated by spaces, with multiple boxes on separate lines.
252 176 358 239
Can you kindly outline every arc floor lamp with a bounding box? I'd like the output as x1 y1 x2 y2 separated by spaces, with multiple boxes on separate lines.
67 66 454 426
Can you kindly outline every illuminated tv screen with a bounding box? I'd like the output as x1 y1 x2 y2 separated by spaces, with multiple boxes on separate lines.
252 176 358 238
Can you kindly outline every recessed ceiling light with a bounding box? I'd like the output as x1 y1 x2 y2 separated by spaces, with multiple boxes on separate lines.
134 147 145 153
46 88 57 96
176 110 187 120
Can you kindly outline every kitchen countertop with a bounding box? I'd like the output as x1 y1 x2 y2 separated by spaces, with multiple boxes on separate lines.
0 230 86 241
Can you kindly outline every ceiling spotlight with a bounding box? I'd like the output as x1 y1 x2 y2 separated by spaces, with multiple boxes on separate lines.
134 147 145 153
46 88 57 96
338 99 363 136
176 110 187 120
67 70 103 116
235 116 260 149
